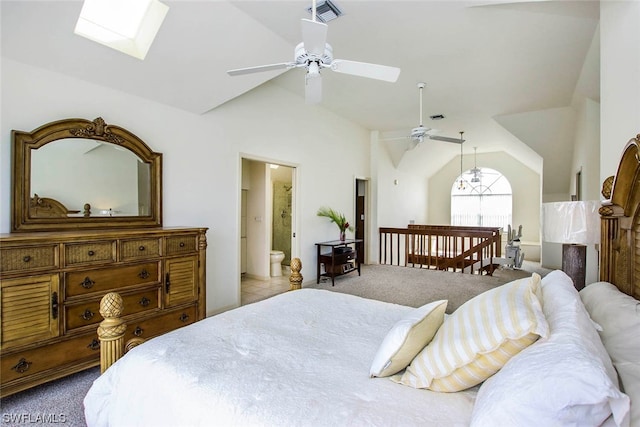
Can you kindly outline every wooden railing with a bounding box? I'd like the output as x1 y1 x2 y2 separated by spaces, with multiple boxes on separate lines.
379 225 502 275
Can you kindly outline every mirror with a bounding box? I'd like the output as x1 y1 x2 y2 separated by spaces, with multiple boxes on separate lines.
12 117 162 231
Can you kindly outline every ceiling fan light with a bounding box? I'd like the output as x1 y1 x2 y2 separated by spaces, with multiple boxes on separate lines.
307 61 321 77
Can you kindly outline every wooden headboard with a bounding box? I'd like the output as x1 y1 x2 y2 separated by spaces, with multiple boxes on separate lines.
599 134 640 300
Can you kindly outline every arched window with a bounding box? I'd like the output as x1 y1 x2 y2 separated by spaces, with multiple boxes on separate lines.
451 167 512 230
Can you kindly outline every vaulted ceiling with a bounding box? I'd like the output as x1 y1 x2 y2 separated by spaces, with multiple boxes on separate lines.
1 1 600 194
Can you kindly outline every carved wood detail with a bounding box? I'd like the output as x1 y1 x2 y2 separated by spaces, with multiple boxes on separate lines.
69 117 125 145
289 257 303 290
29 194 80 218
97 292 126 374
599 135 640 300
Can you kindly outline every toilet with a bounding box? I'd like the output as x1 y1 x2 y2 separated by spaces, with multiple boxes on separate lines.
270 250 285 277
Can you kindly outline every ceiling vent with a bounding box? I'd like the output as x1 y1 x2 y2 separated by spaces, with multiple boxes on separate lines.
307 0 343 23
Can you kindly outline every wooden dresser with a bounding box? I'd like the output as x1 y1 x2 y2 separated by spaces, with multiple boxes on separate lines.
0 227 207 397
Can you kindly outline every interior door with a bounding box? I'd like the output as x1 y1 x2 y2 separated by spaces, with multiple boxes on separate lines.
356 179 366 264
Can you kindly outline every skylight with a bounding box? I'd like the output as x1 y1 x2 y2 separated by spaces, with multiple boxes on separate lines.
74 0 169 60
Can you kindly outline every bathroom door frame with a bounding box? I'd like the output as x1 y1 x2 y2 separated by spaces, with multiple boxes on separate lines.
239 154 299 284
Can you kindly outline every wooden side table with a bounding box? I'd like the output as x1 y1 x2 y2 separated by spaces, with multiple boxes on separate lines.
315 239 363 285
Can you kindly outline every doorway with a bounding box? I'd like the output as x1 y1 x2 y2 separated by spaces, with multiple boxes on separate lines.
355 178 368 264
240 158 296 305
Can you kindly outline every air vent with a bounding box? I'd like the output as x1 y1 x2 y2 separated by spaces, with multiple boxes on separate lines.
307 0 343 23
430 114 446 120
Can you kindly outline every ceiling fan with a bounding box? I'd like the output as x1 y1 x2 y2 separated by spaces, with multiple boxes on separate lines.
382 82 465 149
226 0 401 104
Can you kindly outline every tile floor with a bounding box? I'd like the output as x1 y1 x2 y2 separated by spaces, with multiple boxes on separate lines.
241 273 291 305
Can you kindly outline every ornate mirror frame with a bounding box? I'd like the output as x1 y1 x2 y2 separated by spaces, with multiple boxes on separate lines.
12 117 162 232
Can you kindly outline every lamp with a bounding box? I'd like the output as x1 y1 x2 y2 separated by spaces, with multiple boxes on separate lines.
541 200 600 290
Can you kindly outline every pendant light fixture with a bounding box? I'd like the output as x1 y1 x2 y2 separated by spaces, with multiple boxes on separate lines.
457 131 466 190
471 147 481 183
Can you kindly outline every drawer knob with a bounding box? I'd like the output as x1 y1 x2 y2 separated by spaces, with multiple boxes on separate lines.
139 296 151 307
179 242 185 247
87 250 95 256
133 326 144 337
87 339 100 351
138 245 146 251
22 255 31 263
80 277 95 289
11 358 32 374
81 309 95 321
179 313 189 323
138 269 150 279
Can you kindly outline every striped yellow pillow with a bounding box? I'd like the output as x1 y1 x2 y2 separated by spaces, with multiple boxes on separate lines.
396 273 548 392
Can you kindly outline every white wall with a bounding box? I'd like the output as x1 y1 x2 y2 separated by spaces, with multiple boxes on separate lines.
600 1 640 182
0 58 371 315
375 143 429 228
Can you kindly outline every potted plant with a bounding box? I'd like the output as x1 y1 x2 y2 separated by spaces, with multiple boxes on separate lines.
317 207 354 241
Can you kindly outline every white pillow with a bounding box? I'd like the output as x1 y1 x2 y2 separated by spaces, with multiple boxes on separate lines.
370 300 447 377
471 270 630 427
580 281 640 345
580 281 640 427
396 274 547 392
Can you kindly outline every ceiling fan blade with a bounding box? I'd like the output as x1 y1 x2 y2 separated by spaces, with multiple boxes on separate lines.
381 136 410 141
380 128 411 141
301 18 328 57
227 62 294 76
429 135 465 144
305 73 322 104
330 59 400 82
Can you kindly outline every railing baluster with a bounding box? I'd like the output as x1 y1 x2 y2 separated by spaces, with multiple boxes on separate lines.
379 225 502 275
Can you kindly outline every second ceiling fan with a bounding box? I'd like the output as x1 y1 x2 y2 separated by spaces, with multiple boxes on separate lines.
227 1 401 104
383 82 465 150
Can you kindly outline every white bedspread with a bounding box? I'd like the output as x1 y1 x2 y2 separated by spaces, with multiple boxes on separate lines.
84 289 476 426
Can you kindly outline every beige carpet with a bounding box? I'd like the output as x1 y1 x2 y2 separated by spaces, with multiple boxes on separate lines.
306 264 539 313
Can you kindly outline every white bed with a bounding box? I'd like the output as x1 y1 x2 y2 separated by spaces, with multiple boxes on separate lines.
84 289 478 426
84 270 638 427
84 137 640 426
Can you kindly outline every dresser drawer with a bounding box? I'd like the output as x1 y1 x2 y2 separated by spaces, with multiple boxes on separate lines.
121 238 161 261
126 305 197 341
65 262 159 298
1 333 100 385
65 241 115 266
1 245 58 274
65 287 161 331
165 235 197 256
